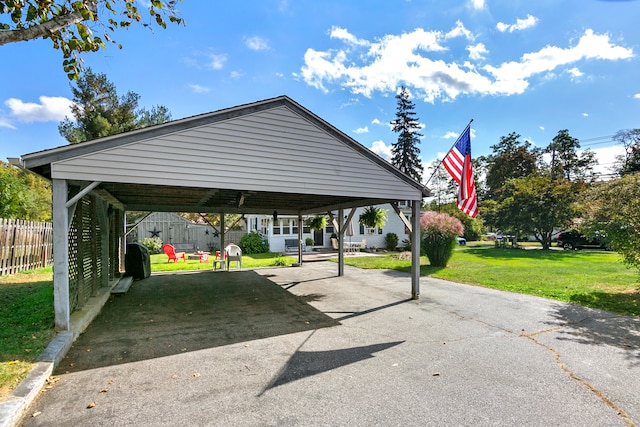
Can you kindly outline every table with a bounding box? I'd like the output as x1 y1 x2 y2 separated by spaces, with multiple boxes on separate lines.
196 251 210 262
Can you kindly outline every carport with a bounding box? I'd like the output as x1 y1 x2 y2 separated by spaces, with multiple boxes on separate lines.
17 96 429 332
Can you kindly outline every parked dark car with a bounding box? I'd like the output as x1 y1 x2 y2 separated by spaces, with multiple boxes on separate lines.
556 230 607 250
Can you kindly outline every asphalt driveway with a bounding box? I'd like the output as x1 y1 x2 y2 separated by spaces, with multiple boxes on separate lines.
16 262 640 426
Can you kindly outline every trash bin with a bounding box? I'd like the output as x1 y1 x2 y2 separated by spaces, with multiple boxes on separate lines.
125 242 151 279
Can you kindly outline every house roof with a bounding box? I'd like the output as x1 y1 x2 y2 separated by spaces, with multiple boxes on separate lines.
20 96 429 215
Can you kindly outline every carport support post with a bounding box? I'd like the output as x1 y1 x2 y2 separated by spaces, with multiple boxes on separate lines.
338 208 344 276
52 179 71 330
297 214 303 265
219 213 225 255
411 201 421 299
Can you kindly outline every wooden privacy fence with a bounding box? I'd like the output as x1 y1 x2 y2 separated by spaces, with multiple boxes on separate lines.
0 218 53 275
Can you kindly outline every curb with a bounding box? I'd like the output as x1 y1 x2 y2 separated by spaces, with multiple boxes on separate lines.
0 362 54 427
0 280 117 427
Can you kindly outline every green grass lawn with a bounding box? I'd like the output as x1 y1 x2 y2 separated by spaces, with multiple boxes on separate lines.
341 246 640 316
150 252 298 271
0 267 55 399
2 245 638 400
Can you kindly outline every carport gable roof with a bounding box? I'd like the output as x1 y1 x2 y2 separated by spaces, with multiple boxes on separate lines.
21 96 428 214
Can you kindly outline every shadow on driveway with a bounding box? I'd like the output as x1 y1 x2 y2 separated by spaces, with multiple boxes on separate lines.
57 270 340 374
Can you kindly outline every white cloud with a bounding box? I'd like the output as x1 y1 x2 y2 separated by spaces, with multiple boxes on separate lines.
5 96 72 123
207 53 227 70
582 112 589 117
354 126 368 134
230 71 244 79
371 118 382 125
589 145 625 178
301 27 632 103
330 26 370 47
539 126 545 131
634 93 640 99
0 117 16 129
443 131 459 139
245 36 269 51
370 140 393 160
469 0 485 10
566 67 584 78
467 43 488 60
445 21 475 41
188 84 211 93
496 15 538 33
482 29 633 95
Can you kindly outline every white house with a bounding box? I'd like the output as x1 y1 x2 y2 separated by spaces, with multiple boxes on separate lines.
247 201 416 252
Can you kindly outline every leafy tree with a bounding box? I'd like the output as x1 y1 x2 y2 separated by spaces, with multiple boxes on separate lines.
438 202 484 241
0 161 51 221
482 132 540 200
546 129 597 181
390 86 423 182
613 129 640 176
0 0 185 80
494 174 579 249
582 173 640 274
177 213 243 231
58 68 171 143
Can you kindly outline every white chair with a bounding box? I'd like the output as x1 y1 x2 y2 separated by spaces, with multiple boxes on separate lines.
212 250 226 271
225 244 242 270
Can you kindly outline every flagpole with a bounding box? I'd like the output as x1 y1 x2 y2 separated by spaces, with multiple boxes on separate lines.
423 118 473 188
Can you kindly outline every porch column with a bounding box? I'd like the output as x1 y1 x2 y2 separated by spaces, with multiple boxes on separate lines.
411 201 421 299
338 208 344 276
52 179 70 330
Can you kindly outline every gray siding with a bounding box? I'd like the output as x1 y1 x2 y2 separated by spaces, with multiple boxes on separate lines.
51 106 422 200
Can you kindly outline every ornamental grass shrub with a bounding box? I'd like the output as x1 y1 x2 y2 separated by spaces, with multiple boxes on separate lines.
420 211 464 267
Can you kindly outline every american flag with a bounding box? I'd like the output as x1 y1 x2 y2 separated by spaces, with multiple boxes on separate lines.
442 125 478 218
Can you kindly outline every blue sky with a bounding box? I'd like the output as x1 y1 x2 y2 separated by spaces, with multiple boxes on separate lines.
1 0 638 181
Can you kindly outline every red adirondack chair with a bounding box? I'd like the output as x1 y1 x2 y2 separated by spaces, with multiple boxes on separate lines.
162 244 186 262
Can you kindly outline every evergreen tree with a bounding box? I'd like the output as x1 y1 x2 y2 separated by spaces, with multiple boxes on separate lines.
58 68 172 144
390 86 424 182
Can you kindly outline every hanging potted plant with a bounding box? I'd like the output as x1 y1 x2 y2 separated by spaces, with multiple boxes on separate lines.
359 206 387 230
307 215 327 250
308 215 327 231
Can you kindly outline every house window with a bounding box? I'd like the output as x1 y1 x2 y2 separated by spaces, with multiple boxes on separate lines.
292 219 298 235
282 219 291 235
261 218 269 235
362 225 381 235
273 219 281 235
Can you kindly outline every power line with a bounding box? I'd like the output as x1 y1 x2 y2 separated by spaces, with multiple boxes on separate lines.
579 135 615 143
